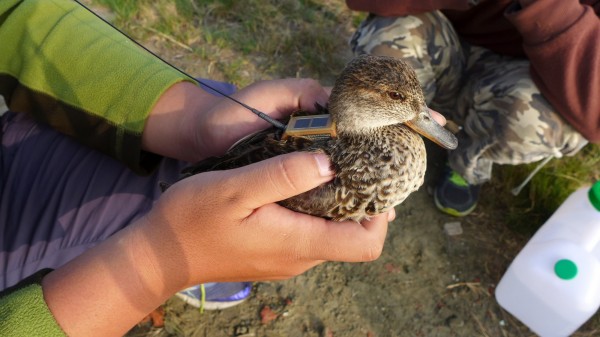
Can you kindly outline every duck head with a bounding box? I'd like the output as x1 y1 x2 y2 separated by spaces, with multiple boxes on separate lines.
328 55 457 150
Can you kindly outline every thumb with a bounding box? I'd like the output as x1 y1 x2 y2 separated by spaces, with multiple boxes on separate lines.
223 152 334 209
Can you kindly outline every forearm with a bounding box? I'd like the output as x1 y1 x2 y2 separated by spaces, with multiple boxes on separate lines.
41 219 184 337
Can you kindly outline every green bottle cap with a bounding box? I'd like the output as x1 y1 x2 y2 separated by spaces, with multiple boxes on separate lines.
589 181 600 212
554 259 578 280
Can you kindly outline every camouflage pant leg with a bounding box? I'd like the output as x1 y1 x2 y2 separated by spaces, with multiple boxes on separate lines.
350 11 466 115
351 13 588 185
449 46 588 184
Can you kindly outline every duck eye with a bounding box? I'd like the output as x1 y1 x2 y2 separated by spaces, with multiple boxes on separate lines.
388 91 405 100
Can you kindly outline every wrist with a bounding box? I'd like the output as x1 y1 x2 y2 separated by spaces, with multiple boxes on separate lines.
142 80 220 161
125 215 191 293
41 219 184 336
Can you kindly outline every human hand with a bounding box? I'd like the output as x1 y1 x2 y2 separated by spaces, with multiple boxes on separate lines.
135 151 391 290
42 151 391 336
142 78 328 162
194 78 329 160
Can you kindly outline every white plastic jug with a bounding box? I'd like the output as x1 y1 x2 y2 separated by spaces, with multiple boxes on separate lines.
496 181 600 337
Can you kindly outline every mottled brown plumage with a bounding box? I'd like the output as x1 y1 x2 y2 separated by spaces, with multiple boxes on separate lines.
181 55 457 222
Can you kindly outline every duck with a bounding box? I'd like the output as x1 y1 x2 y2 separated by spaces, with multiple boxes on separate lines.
180 54 458 222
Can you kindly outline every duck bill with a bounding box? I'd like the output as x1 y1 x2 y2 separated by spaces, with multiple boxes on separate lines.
405 107 458 150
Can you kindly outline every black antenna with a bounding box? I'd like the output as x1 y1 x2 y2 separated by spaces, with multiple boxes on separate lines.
74 0 287 131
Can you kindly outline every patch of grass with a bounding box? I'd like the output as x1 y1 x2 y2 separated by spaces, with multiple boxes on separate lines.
92 0 362 87
492 143 600 235
91 0 138 18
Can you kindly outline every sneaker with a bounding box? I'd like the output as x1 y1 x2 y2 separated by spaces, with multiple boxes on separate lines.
176 282 252 310
434 167 480 217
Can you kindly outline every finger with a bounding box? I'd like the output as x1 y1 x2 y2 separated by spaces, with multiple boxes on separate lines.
294 79 329 110
295 212 389 262
249 203 388 264
387 208 396 222
429 108 447 126
233 78 328 119
222 152 334 209
323 214 389 262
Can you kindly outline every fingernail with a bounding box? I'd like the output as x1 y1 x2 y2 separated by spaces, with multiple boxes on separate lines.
314 154 334 177
387 208 396 221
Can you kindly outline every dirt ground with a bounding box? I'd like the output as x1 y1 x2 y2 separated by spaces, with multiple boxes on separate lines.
126 145 600 337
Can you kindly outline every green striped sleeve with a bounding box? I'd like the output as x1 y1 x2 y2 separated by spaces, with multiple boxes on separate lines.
0 0 194 173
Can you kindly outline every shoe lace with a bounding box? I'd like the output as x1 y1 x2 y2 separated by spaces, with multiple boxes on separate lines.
511 155 553 196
